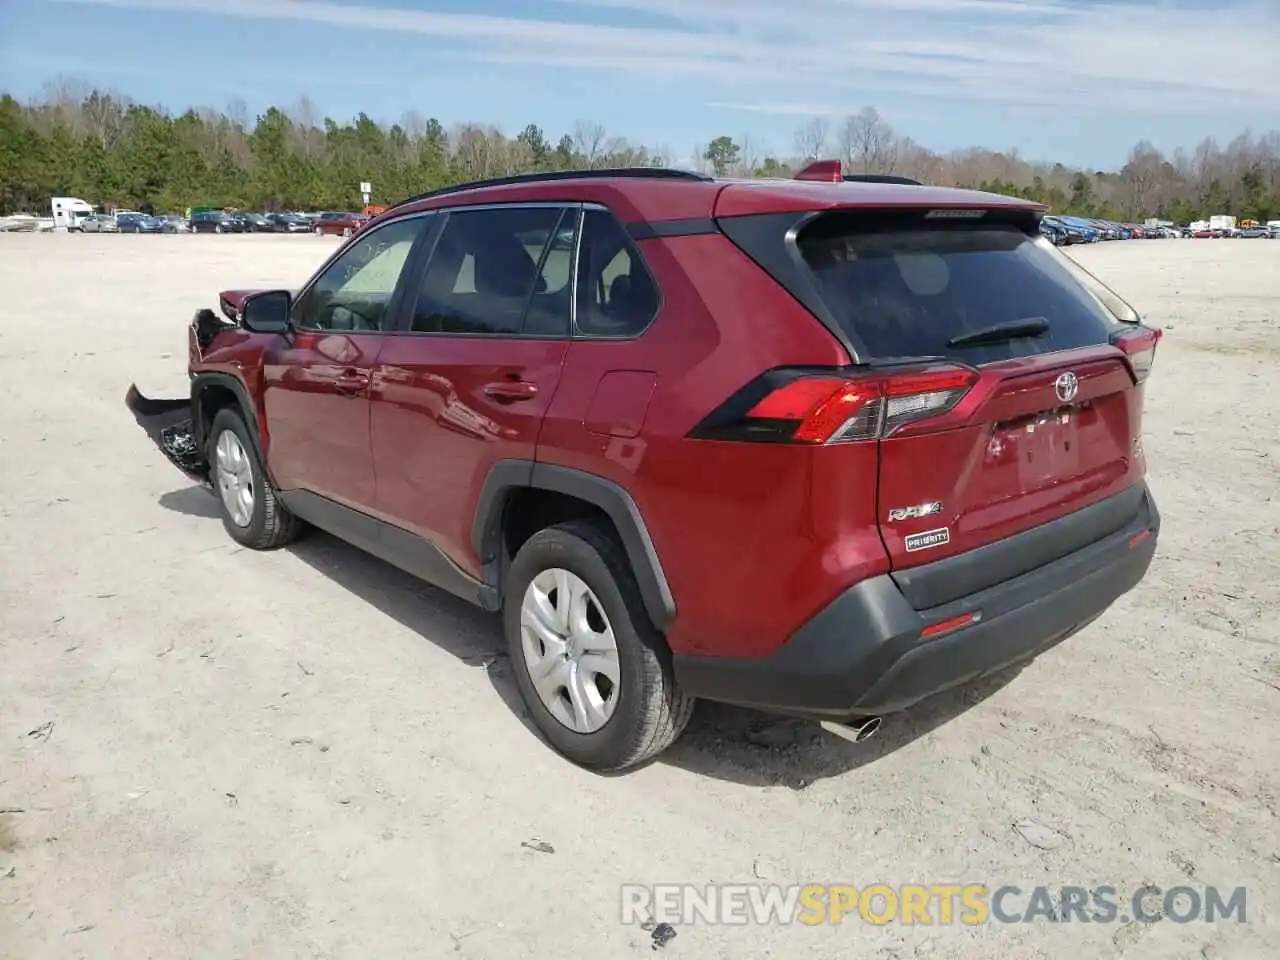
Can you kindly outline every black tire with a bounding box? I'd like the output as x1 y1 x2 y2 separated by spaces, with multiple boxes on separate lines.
504 519 694 771
206 407 301 550
215 224 223 234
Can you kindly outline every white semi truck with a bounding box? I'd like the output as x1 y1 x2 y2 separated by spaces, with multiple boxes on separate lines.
51 197 96 231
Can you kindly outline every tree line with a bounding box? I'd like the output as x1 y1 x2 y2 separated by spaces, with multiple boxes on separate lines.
1 79 1277 223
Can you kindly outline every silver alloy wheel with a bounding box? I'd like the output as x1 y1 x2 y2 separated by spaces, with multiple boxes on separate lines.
520 568 621 734
214 429 255 527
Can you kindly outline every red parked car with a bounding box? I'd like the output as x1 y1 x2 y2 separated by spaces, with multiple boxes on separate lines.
313 211 370 237
126 161 1162 771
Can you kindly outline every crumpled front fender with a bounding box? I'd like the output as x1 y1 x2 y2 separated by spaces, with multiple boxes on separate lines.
125 384 212 486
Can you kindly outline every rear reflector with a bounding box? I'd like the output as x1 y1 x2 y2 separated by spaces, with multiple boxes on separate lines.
920 610 980 639
1112 325 1161 382
1128 528 1152 549
692 364 978 444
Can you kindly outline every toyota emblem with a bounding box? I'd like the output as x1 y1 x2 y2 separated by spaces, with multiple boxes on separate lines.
1054 371 1079 403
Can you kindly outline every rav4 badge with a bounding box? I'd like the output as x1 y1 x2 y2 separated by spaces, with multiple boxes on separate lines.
887 501 943 522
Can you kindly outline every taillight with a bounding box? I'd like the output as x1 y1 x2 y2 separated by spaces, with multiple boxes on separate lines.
690 365 977 444
1112 325 1161 383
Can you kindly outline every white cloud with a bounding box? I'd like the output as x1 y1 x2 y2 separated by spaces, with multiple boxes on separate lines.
44 0 1280 113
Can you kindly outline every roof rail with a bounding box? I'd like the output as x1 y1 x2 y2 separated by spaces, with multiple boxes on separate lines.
793 159 921 186
843 174 923 185
387 166 712 211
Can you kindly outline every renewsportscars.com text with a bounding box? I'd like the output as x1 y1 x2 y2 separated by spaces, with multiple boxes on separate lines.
621 883 1247 927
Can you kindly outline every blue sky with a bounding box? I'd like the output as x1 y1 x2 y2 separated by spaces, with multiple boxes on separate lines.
1 0 1277 168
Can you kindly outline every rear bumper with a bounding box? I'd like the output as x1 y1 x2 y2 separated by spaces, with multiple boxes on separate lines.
673 483 1160 721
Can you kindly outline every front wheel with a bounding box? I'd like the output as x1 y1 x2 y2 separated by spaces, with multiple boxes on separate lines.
207 408 301 549
504 520 693 771
342 226 353 238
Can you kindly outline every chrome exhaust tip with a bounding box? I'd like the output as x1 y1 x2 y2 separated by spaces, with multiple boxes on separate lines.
820 716 882 744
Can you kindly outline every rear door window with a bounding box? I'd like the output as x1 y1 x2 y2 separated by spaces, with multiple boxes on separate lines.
409 205 575 337
796 217 1126 363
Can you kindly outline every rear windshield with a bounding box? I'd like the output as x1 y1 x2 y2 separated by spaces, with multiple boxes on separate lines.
796 219 1126 363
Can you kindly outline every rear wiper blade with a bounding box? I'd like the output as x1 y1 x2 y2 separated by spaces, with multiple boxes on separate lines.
947 317 1050 348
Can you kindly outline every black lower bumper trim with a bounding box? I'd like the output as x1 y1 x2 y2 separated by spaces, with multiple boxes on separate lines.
125 385 210 484
673 485 1160 720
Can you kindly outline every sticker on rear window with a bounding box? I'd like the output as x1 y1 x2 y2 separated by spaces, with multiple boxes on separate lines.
904 527 950 552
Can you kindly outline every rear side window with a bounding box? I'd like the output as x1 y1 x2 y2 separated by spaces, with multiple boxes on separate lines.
575 209 660 338
796 217 1124 363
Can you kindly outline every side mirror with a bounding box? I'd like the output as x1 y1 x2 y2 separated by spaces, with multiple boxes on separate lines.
240 289 292 334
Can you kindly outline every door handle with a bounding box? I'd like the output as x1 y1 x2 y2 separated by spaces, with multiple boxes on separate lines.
334 369 370 396
483 380 538 402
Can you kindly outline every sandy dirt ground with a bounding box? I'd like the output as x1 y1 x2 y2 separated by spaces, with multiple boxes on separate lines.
1 232 1277 960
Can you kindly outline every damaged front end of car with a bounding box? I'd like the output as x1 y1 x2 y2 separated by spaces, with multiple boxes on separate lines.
124 307 240 487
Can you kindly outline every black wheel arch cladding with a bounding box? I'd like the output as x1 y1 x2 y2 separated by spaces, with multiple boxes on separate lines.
474 460 676 630
190 372 277 485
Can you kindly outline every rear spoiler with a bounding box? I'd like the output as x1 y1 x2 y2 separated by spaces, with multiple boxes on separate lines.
794 159 922 186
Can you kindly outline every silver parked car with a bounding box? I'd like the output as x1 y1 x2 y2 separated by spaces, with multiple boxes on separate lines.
80 214 119 233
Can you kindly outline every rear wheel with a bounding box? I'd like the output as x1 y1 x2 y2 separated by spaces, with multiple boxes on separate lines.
504 520 693 771
207 408 301 549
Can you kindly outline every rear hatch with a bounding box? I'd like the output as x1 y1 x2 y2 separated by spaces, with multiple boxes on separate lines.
718 202 1160 578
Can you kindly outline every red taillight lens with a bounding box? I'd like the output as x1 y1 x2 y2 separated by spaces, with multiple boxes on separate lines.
693 366 977 444
1113 325 1161 383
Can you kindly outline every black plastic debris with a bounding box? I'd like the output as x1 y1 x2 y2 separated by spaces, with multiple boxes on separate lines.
650 923 676 950
125 385 211 484
194 307 236 352
160 420 206 474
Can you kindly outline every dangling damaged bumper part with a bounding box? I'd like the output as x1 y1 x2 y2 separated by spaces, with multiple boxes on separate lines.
125 384 211 486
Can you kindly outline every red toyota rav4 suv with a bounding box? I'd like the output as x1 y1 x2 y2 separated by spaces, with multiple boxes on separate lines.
127 161 1161 771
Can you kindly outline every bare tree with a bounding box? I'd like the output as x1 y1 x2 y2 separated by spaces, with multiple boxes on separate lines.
225 97 249 131
793 118 830 162
82 89 126 150
839 107 899 174
735 134 762 176
572 120 607 168
292 95 322 156
1119 140 1168 216
453 123 503 179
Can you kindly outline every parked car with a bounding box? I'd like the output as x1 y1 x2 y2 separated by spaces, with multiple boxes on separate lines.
313 211 370 237
158 214 190 233
190 211 243 234
117 213 164 234
1042 215 1085 245
1060 217 1099 242
1039 219 1065 245
233 212 274 233
125 162 1162 771
266 212 313 234
80 214 119 233
1236 225 1270 238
